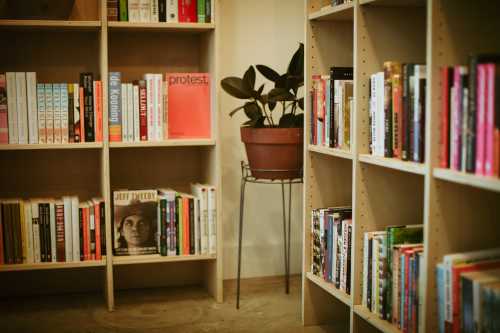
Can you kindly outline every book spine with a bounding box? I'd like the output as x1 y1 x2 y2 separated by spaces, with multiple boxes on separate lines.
485 64 495 176
476 65 486 175
19 202 27 263
150 0 159 22
79 206 84 260
138 80 148 140
49 202 56 262
52 83 62 144
84 205 90 261
132 84 139 141
139 0 150 22
466 57 478 172
107 0 119 21
461 74 470 171
121 84 127 141
79 87 85 141
89 203 95 260
68 84 74 142
0 204 4 263
15 72 28 144
31 203 41 263
182 197 189 255
208 187 216 255
159 0 167 22
0 74 9 144
195 198 200 255
63 197 72 262
127 83 134 142
45 84 54 144
197 0 205 23
128 0 140 22
26 72 38 144
119 0 128 21
167 0 178 22
146 75 155 140
94 201 101 260
384 63 394 157
178 0 197 22
377 72 385 157
205 0 211 23
163 79 168 140
72 197 80 262
73 84 81 142
413 66 421 162
61 83 69 144
156 75 163 141
36 84 46 144
95 81 103 142
6 73 18 144
170 198 177 255
393 74 403 158
189 198 195 255
494 66 500 177
55 203 65 262
81 73 95 142
440 67 451 168
109 72 122 142
160 198 167 256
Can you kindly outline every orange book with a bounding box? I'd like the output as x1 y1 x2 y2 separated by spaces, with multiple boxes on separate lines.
93 199 101 260
82 204 89 260
166 73 211 139
183 197 190 255
94 81 103 142
79 87 85 142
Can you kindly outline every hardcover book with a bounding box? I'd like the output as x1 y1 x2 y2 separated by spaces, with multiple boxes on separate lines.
113 190 158 256
0 74 7 144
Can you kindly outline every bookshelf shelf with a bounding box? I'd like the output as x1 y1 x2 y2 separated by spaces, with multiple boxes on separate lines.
359 0 425 6
305 272 352 306
353 305 401 333
358 154 426 175
0 259 106 272
0 143 103 150
308 145 353 160
108 21 215 32
0 19 101 30
109 139 216 148
112 254 216 266
433 168 500 194
308 3 354 21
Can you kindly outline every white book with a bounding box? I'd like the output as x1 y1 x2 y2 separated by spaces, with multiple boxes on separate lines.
26 72 38 144
370 74 377 155
127 83 134 142
53 83 62 144
73 83 80 142
61 83 69 144
207 186 217 255
139 0 151 22
155 74 163 141
133 84 140 141
121 83 128 142
31 201 41 263
331 214 338 285
36 84 46 144
376 72 385 157
340 220 346 291
15 72 28 144
6 72 18 144
71 196 80 261
150 0 159 22
145 74 155 141
191 184 209 255
163 80 168 140
63 196 73 262
338 81 344 148
362 232 370 308
93 81 97 143
128 0 141 22
413 65 427 162
49 201 57 262
194 197 200 255
88 200 95 259
167 0 178 23
24 200 34 264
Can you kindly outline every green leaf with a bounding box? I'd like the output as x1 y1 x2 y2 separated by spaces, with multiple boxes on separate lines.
243 66 256 90
298 97 304 110
229 105 245 117
275 74 288 89
287 43 304 77
256 65 281 82
243 101 262 120
257 84 264 96
278 113 296 128
294 113 304 127
221 77 253 99
268 87 295 102
243 115 265 128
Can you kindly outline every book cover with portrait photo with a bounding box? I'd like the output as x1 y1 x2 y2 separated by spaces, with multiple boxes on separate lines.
113 189 158 256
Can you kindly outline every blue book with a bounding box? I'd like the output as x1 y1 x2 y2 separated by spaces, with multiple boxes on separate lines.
108 72 122 141
436 263 445 333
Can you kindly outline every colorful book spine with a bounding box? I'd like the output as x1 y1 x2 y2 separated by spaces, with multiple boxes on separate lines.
139 80 148 140
15 72 28 144
94 81 103 142
6 73 18 144
484 64 495 176
52 83 62 144
0 74 8 144
26 72 38 144
197 0 206 23
109 72 122 142
81 73 95 142
178 0 197 22
61 83 69 144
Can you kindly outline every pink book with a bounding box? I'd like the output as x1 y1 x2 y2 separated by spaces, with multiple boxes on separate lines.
475 65 487 175
0 74 8 144
485 63 496 176
451 67 463 170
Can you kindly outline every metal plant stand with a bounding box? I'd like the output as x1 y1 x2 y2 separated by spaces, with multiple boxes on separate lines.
236 161 303 309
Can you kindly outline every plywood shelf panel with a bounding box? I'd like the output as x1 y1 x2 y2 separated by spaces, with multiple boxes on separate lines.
0 19 101 30
433 168 500 193
359 0 425 7
108 21 215 32
0 143 103 151
110 139 215 148
308 145 353 160
0 259 106 272
113 254 216 266
309 3 354 21
353 305 401 333
305 272 352 306
358 154 426 175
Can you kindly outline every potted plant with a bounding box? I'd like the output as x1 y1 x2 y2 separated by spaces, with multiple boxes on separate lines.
220 43 304 180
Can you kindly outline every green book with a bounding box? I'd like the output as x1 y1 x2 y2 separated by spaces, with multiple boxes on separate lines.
385 225 424 321
119 0 128 22
159 198 167 256
176 195 183 255
197 0 206 23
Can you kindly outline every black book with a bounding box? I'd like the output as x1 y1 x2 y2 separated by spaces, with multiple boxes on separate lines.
175 196 181 255
465 54 500 172
37 203 45 262
206 0 211 23
346 223 352 295
68 86 74 142
44 204 51 262
100 201 106 254
415 77 426 163
189 198 195 255
384 73 393 158
13 203 22 264
159 199 167 256
80 73 95 142
402 64 414 161
159 0 167 22
367 236 373 311
329 67 353 148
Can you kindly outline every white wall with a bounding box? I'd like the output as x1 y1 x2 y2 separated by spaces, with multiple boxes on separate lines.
219 0 305 280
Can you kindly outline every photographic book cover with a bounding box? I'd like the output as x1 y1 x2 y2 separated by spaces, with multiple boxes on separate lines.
113 190 158 256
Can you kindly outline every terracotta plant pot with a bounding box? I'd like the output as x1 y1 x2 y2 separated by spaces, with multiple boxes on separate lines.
241 127 303 180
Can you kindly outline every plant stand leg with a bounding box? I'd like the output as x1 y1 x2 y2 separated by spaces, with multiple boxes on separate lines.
287 179 292 294
236 177 246 309
281 181 291 295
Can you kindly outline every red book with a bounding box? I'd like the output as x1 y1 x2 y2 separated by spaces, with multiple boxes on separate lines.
440 67 452 168
0 74 8 144
183 197 189 255
178 0 197 22
55 202 65 262
166 73 211 139
93 199 101 260
94 81 103 142
476 65 487 175
79 87 85 142
312 75 320 145
495 66 500 177
485 64 496 176
139 80 148 141
83 205 89 261
451 259 500 333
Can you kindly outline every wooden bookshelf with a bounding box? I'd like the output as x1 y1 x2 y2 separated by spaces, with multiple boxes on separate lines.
303 1 500 333
308 2 354 21
308 145 353 160
305 272 352 306
0 0 222 312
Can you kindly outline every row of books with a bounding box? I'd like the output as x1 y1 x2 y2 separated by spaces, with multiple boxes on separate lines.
311 206 352 294
436 247 500 333
331 0 352 6
107 0 212 23
108 72 210 142
440 54 500 178
0 72 102 145
0 198 105 265
112 185 216 256
369 63 427 163
310 67 353 150
361 225 424 333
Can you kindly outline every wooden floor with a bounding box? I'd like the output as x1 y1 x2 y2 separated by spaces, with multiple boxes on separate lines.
0 275 347 333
